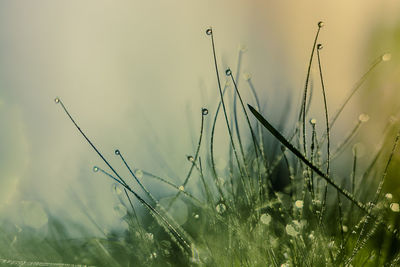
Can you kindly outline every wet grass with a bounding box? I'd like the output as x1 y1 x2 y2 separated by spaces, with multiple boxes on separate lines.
1 21 400 266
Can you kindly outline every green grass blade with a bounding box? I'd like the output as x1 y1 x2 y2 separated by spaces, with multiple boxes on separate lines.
247 104 369 214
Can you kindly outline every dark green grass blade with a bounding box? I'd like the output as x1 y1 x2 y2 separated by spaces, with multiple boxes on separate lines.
247 104 369 214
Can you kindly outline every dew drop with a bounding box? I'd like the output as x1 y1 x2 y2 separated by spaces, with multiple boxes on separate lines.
179 185 184 191
285 251 290 258
317 44 323 50
309 232 315 240
135 169 143 179
149 252 156 259
93 166 99 172
187 155 194 162
202 108 209 116
318 21 324 28
114 149 120 155
382 53 392 62
358 113 370 123
295 200 304 209
285 224 298 237
225 68 232 76
342 225 348 233
309 118 317 125
206 28 212 36
54 97 60 104
194 214 199 219
390 203 400 212
260 213 271 225
385 193 393 200
216 203 226 214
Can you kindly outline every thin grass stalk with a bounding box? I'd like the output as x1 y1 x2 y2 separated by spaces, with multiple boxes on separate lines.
206 28 251 203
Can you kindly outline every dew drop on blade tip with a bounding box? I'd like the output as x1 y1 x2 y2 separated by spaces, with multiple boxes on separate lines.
206 28 212 35
358 113 370 123
202 108 208 116
260 213 271 225
318 21 324 28
225 68 232 76
382 53 391 62
390 203 400 212
115 149 120 155
54 97 60 103
294 200 303 209
317 44 323 50
93 166 99 172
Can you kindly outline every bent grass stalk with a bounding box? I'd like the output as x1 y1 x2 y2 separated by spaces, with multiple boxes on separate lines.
55 98 193 253
166 108 206 210
249 104 369 214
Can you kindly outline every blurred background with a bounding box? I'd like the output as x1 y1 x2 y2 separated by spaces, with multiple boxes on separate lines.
1 0 400 238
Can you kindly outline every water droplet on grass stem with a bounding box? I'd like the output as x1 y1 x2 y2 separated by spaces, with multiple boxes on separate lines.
358 113 370 123
295 200 303 208
382 53 391 62
390 203 400 212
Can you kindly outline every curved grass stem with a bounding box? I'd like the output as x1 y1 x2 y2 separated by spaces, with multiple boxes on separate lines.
207 28 251 204
55 98 193 253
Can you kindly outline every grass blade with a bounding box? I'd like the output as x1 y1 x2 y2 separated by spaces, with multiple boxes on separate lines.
247 104 369 214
